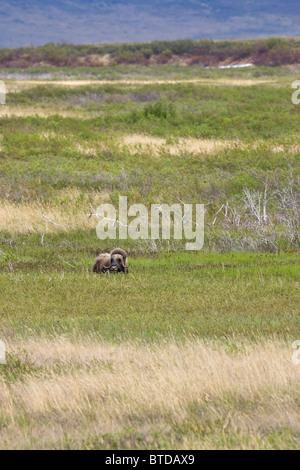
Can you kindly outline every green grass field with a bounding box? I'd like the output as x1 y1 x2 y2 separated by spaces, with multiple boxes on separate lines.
0 64 299 449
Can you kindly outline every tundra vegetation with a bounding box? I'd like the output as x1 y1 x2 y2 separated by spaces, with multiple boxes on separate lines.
0 53 299 449
1 37 300 68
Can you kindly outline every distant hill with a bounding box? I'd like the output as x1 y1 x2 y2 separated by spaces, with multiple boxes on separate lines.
0 0 299 48
0 38 300 68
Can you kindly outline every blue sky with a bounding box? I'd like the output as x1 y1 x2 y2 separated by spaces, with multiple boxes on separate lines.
0 0 299 48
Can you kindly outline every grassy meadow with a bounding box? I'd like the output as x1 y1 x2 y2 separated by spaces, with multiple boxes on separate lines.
0 64 299 449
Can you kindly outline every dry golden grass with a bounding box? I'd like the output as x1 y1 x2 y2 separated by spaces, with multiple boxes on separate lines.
0 202 86 233
72 134 237 157
272 144 300 153
72 134 300 158
4 78 277 94
122 134 237 156
0 337 299 449
0 189 110 234
5 80 105 94
0 106 89 118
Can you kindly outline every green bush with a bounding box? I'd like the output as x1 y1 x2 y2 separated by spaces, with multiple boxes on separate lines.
144 101 176 119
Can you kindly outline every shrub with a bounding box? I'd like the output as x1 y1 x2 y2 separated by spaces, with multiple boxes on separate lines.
143 101 176 119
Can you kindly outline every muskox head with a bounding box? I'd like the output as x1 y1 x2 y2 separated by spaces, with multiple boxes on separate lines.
93 248 129 274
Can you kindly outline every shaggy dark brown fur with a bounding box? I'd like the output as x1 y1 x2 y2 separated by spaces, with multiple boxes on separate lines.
93 248 129 274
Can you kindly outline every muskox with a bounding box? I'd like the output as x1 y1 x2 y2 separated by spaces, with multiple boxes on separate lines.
93 248 129 274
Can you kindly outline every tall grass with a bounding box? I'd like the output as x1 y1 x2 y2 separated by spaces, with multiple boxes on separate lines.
0 337 299 449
